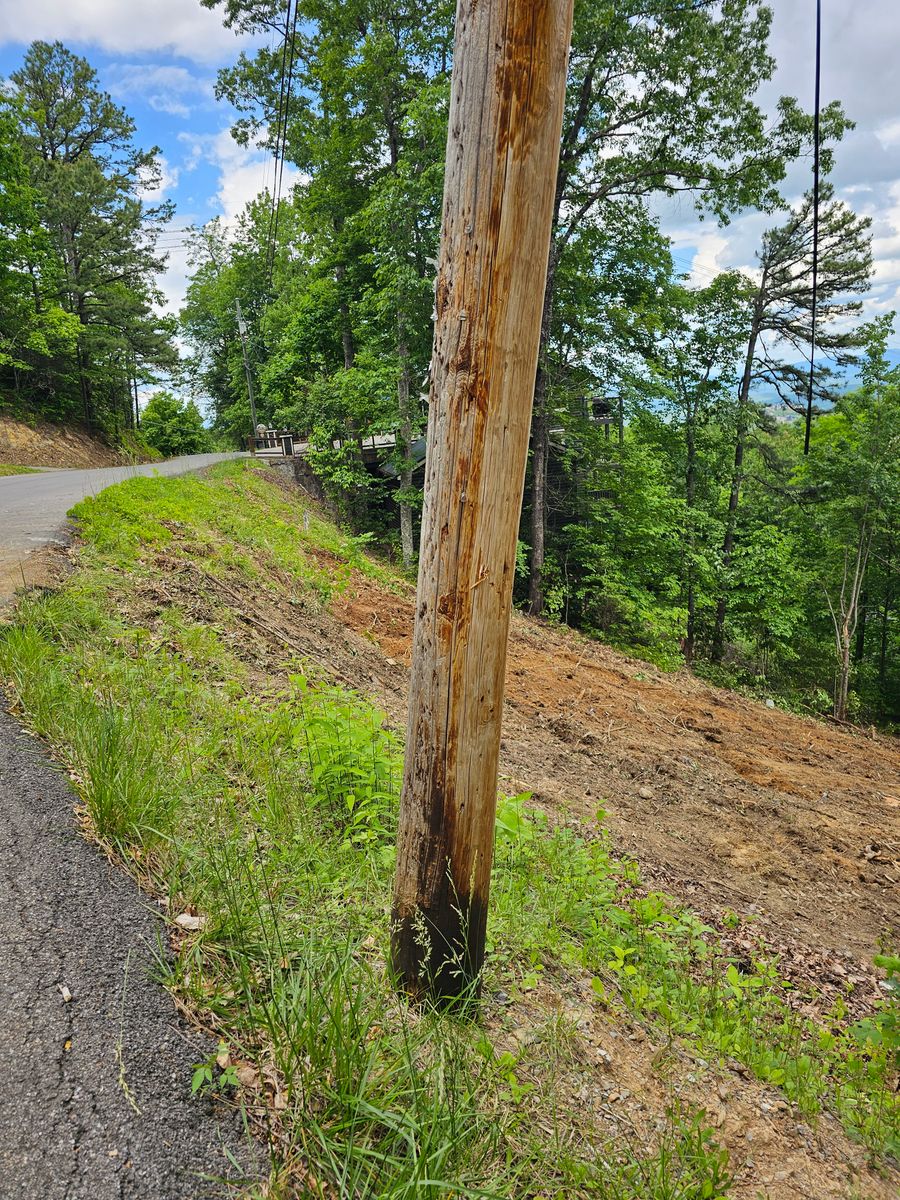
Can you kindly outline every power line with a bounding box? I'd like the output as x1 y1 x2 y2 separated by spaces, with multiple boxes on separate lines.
264 0 295 286
804 0 822 456
269 0 300 286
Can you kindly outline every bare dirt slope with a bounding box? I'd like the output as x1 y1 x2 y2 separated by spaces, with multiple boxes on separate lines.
134 512 899 969
0 414 139 468
130 536 899 1200
137 493 893 982
335 580 899 964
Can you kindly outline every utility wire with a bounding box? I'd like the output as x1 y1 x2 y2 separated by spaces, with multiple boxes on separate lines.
269 0 300 288
264 0 293 283
804 0 822 455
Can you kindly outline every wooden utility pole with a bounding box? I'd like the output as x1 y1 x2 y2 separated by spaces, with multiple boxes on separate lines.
235 298 259 441
391 0 573 1006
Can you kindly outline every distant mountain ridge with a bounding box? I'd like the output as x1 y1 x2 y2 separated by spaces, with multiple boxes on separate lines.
750 348 900 409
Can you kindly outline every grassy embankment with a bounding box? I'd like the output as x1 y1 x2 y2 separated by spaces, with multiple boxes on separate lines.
0 464 40 475
0 460 896 1198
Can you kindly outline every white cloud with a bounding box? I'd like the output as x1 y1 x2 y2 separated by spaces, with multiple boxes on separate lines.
156 240 194 316
147 129 303 316
178 127 301 225
138 153 180 201
106 64 215 119
654 0 900 345
877 120 900 150
0 0 247 62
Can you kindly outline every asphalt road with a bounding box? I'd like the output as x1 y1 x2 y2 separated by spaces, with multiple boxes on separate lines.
0 454 245 593
0 708 255 1198
0 452 257 1196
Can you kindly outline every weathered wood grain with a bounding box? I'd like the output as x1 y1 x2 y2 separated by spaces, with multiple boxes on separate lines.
391 0 574 1003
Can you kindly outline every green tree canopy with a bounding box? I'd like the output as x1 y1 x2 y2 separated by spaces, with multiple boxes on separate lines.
140 392 211 458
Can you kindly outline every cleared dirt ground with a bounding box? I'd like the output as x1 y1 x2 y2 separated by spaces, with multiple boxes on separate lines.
335 571 899 963
130 525 899 1200
135 503 899 988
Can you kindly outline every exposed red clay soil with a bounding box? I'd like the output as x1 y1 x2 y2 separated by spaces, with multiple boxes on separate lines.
332 576 899 963
0 414 142 468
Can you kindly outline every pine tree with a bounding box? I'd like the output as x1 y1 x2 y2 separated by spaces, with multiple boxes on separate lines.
711 186 873 661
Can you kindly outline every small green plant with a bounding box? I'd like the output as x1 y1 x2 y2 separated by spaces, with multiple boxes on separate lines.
191 1043 239 1096
282 674 400 846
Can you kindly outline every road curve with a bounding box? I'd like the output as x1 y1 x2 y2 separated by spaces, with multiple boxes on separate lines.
0 453 245 601
0 451 258 1195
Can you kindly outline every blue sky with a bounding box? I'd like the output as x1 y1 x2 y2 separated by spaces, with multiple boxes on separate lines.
0 0 298 313
0 0 898 346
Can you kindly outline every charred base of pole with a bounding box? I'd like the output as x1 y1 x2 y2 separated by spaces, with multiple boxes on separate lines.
389 895 488 1013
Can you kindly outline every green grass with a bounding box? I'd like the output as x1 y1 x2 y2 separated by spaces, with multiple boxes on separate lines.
0 463 40 476
0 460 896 1196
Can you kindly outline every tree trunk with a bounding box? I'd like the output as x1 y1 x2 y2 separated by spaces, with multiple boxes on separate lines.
334 260 369 526
391 0 573 1006
878 585 891 691
397 334 415 570
711 317 759 662
527 244 559 617
528 372 549 616
334 256 357 373
684 394 696 665
835 621 852 721
341 313 355 371
685 585 696 667
826 525 871 722
76 342 93 428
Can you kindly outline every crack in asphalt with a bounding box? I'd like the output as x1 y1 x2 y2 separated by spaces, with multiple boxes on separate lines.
0 708 256 1198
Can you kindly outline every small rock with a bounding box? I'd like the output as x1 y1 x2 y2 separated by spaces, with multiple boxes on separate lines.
174 912 205 932
638 786 654 800
765 698 775 709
